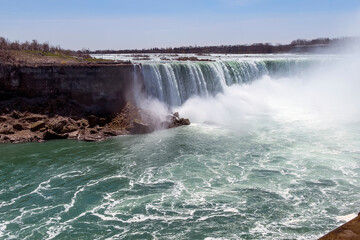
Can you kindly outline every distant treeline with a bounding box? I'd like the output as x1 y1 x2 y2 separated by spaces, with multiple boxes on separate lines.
92 37 359 54
0 37 90 57
1 36 358 55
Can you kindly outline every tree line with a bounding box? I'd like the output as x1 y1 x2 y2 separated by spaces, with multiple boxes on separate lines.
92 37 358 54
0 37 90 57
1 36 357 55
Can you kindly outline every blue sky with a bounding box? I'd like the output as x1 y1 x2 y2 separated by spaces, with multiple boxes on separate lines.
1 0 360 50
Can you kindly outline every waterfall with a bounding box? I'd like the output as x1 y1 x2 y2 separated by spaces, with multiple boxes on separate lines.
140 59 317 106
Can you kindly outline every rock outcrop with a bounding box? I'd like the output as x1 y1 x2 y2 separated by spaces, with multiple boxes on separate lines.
0 101 190 143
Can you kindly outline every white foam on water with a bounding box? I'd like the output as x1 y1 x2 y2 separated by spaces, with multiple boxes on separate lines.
0 223 5 238
336 213 357 222
223 208 239 213
45 225 68 240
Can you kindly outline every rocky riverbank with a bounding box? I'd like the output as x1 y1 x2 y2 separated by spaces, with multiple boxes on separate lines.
0 99 190 144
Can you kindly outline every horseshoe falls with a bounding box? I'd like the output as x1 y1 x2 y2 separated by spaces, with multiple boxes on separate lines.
139 58 319 106
1 54 360 240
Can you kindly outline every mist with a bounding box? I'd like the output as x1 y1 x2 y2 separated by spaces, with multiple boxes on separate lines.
175 43 360 127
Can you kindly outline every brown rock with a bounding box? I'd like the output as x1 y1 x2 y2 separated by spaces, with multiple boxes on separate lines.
83 133 103 142
43 130 69 140
179 118 190 125
30 121 46 132
77 119 88 127
0 127 15 134
128 120 153 134
2 135 10 141
61 124 78 133
24 114 45 122
67 130 79 139
84 136 98 142
104 130 117 136
90 129 98 134
320 215 360 239
13 122 24 131
88 115 99 128
10 110 23 119
162 113 191 129
49 118 68 133
99 118 107 127
0 116 7 122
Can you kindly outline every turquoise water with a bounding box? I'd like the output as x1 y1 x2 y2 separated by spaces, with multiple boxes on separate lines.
1 118 359 239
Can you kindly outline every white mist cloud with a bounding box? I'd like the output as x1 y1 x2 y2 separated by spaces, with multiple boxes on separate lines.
177 45 360 126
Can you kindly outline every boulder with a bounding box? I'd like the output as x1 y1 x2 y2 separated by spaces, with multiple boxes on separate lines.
13 122 24 131
30 121 45 132
0 126 15 134
10 110 23 119
61 124 78 133
99 118 107 127
77 119 89 127
90 129 98 134
43 130 69 140
84 136 98 142
0 116 7 122
162 113 190 128
24 114 45 122
104 130 117 136
179 118 190 125
49 118 68 133
128 120 153 134
88 115 99 128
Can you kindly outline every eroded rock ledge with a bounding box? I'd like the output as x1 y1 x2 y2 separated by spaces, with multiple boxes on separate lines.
0 101 190 144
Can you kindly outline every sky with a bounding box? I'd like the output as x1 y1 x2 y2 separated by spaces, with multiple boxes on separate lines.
1 0 360 50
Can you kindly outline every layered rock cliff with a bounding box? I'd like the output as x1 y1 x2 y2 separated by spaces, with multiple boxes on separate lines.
0 63 142 115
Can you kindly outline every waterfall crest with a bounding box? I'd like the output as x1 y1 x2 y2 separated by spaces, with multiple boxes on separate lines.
140 59 318 106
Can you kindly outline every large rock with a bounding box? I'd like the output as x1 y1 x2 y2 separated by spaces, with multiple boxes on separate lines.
0 126 15 134
88 115 99 128
30 121 45 132
0 116 7 122
77 119 89 127
128 120 153 134
13 122 24 131
24 114 45 122
43 130 69 140
61 124 78 133
49 117 68 133
104 130 117 136
162 113 190 128
10 110 23 119
98 118 107 127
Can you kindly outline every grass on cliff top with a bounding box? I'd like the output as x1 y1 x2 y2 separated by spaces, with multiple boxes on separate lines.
12 50 115 64
2 50 119 65
24 50 80 60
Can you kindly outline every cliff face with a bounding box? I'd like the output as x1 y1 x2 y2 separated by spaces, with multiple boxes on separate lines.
0 63 142 114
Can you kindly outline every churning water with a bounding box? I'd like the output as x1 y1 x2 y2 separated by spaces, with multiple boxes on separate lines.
1 54 360 239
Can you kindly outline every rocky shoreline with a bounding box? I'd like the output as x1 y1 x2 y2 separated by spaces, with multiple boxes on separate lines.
0 100 190 144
